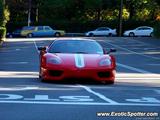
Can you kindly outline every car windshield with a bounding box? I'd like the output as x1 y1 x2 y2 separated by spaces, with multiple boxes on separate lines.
22 26 35 30
14 29 21 33
49 40 103 54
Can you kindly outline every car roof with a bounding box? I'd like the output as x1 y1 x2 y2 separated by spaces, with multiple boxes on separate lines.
97 27 110 29
22 26 50 28
137 26 153 28
54 38 96 42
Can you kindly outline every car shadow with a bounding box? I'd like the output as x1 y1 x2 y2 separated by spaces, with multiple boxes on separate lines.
41 78 114 86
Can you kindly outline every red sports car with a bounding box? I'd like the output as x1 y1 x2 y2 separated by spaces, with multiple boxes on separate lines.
38 38 116 84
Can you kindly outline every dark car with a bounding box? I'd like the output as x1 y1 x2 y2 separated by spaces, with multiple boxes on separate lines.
6 29 22 38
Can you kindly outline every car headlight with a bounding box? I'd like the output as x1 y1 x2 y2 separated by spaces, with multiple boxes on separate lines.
47 57 62 64
99 59 111 66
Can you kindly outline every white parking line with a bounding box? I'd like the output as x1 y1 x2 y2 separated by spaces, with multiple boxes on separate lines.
117 63 151 73
122 37 153 46
33 40 40 54
148 64 160 66
0 100 160 106
78 85 118 104
2 62 28 65
154 90 160 94
104 41 160 60
0 71 38 78
32 38 57 54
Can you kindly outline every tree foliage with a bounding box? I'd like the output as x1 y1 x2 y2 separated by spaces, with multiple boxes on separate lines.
4 0 160 32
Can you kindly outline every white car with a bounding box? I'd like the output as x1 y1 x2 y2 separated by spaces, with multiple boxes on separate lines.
85 27 117 37
123 26 154 37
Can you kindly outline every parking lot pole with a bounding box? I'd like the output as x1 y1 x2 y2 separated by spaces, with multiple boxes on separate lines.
3 0 5 6
28 0 31 26
119 0 123 37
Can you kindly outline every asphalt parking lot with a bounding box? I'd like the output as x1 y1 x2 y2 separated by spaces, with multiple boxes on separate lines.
0 37 160 120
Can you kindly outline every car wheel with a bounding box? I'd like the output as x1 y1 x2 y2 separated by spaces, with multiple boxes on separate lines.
150 32 154 37
89 33 94 37
39 73 46 82
39 76 46 82
27 33 33 38
9 34 13 38
55 32 60 37
129 32 135 37
108 33 112 37
102 80 114 85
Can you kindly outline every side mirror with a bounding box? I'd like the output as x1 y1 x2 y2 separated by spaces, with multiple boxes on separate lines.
109 48 116 53
104 48 116 54
38 46 46 51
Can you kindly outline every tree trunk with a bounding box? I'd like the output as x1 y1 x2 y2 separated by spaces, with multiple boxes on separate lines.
96 8 101 21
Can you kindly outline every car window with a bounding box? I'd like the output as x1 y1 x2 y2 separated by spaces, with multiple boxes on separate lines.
38 26 44 31
22 26 35 30
97 28 109 31
137 27 144 30
137 27 151 30
14 29 21 33
143 27 151 30
45 26 52 31
49 40 103 54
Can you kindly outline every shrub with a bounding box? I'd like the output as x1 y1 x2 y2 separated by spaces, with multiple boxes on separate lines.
153 22 160 38
0 27 6 40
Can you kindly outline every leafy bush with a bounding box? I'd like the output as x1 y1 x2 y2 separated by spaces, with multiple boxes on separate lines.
0 27 6 40
153 22 160 38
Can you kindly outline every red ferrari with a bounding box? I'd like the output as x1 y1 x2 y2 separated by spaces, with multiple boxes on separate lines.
38 38 116 84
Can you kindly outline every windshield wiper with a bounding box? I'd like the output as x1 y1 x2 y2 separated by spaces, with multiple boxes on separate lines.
53 52 61 53
75 52 88 54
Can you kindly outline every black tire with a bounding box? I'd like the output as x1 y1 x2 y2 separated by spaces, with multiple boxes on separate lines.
55 32 60 37
27 33 33 38
102 80 114 85
89 33 94 37
9 34 13 38
150 32 154 37
129 32 135 37
39 74 46 82
108 33 112 37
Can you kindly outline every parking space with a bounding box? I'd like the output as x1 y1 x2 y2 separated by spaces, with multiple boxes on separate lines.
0 37 160 120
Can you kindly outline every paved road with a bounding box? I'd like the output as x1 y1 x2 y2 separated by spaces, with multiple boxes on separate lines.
0 37 160 120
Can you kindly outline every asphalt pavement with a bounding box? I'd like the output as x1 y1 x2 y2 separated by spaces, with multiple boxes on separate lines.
0 37 160 120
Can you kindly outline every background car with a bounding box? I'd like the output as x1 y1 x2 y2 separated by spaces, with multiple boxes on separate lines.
85 27 117 37
6 29 22 38
123 26 154 37
38 38 116 84
21 26 65 37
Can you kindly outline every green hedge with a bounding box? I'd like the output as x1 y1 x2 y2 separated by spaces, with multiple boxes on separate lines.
0 27 6 40
153 22 160 38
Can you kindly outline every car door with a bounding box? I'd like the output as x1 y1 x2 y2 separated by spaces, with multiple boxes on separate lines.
44 26 55 36
103 28 110 35
134 27 144 36
94 28 102 35
143 27 152 36
95 28 109 36
33 26 45 37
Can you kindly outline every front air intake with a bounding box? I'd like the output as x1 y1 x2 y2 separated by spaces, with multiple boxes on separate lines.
49 70 63 77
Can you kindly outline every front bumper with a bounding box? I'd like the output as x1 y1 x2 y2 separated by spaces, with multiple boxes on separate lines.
41 65 115 82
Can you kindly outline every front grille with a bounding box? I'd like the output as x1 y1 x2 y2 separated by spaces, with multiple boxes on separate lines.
49 70 63 77
98 71 110 78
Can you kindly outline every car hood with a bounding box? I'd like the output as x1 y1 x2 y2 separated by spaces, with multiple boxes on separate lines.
46 53 111 68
